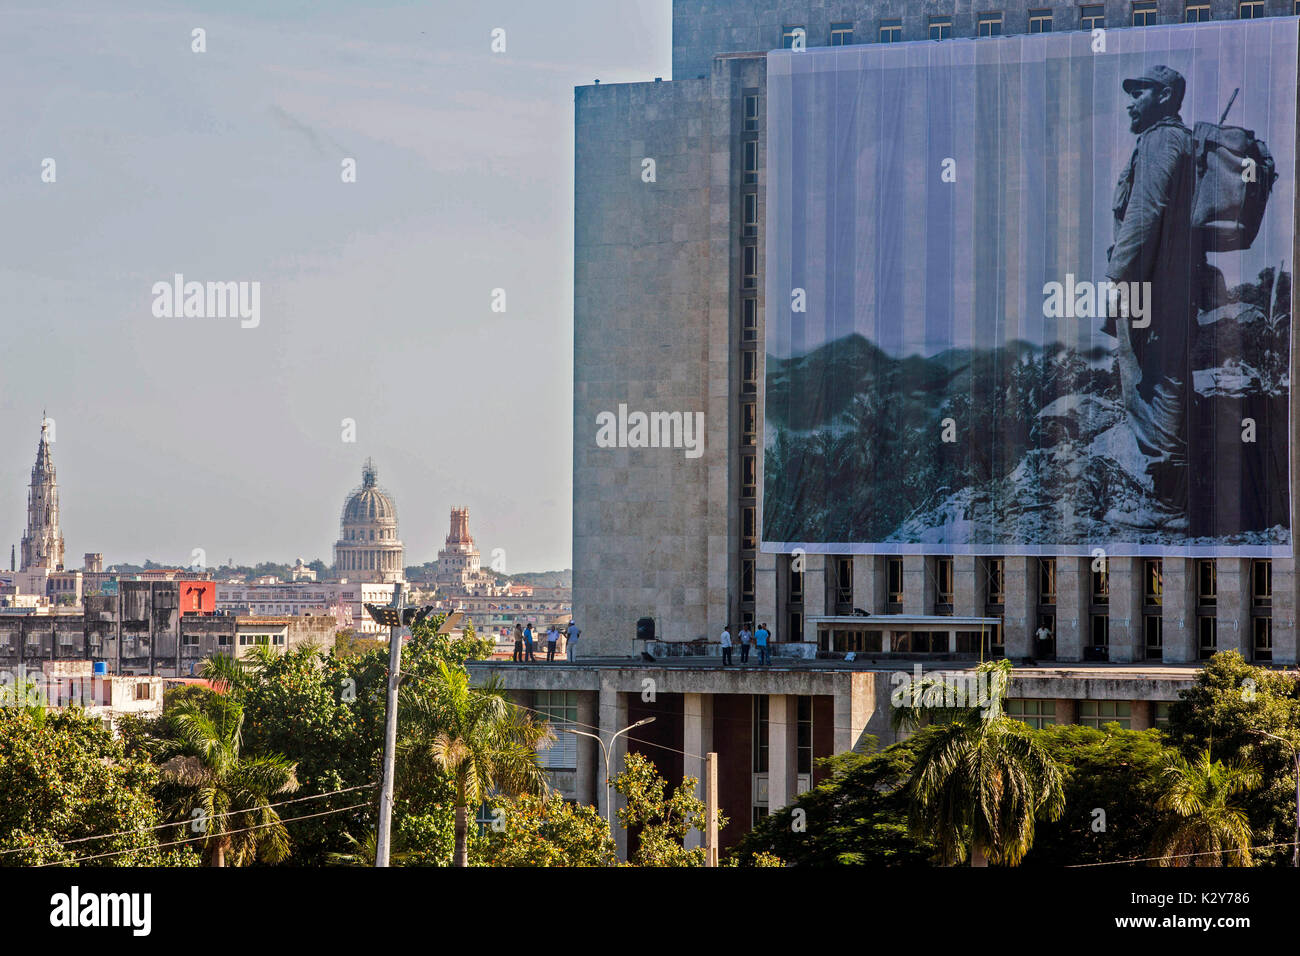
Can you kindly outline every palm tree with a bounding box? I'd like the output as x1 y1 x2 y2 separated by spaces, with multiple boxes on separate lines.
899 660 1064 866
1151 750 1260 867
402 660 553 867
199 644 281 694
327 829 412 867
161 695 300 866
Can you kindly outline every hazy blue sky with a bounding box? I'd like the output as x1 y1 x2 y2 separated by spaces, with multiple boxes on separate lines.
0 0 671 573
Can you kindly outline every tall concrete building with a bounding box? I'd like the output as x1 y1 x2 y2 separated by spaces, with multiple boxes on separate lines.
574 0 1299 667
473 0 1300 853
20 418 64 573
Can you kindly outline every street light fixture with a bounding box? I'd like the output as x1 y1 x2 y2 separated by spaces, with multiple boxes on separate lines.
564 716 656 838
364 587 435 868
1251 728 1300 867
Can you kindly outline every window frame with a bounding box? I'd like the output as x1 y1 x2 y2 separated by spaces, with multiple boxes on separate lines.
977 12 1004 36
1132 0 1159 26
929 16 953 39
742 296 758 343
1038 557 1057 605
742 92 761 132
886 557 904 606
741 453 757 498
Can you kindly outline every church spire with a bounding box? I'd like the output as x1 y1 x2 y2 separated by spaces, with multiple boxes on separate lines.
20 415 64 572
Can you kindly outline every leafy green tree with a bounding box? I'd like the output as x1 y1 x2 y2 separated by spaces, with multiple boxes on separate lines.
162 695 300 866
735 740 933 866
237 648 383 864
401 660 551 867
334 629 383 658
1151 750 1260 867
612 752 725 867
0 707 196 866
1164 651 1300 865
483 791 617 866
1024 724 1175 866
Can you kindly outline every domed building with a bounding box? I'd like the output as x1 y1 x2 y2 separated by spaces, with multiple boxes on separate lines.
333 459 404 584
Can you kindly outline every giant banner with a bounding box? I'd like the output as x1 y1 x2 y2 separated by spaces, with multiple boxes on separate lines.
764 19 1296 556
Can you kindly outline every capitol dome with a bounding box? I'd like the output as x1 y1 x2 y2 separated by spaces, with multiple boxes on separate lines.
333 459 404 583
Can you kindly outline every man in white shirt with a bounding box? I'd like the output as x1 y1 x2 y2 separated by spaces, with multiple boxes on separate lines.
738 625 752 664
720 625 733 666
566 620 581 662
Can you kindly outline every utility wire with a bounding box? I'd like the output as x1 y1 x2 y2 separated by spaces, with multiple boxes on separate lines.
0 782 377 857
35 802 373 867
400 667 711 762
1067 839 1299 868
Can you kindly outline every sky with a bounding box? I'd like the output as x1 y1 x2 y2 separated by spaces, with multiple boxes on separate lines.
0 0 671 574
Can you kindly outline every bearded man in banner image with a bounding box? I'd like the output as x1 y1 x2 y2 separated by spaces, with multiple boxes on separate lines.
1104 65 1200 534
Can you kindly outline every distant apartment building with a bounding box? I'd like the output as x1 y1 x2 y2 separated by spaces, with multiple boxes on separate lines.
215 580 397 635
0 579 336 677
31 661 164 733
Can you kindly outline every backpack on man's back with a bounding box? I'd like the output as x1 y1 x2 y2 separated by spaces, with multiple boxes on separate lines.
1191 88 1277 251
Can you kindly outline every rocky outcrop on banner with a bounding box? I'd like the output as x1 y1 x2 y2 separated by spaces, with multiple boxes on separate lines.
763 268 1290 548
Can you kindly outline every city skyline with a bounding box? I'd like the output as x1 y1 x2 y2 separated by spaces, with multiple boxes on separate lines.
0 0 671 572
5 417 569 575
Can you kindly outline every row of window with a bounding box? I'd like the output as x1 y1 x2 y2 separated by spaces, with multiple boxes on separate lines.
1034 609 1274 661
864 556 1272 610
737 83 763 635
749 555 1276 610
780 2 1283 47
1005 698 1169 731
1032 557 1272 608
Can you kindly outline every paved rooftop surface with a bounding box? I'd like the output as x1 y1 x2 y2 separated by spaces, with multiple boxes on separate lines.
468 656 1220 677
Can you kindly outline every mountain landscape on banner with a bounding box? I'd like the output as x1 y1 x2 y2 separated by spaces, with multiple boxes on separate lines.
763 267 1291 549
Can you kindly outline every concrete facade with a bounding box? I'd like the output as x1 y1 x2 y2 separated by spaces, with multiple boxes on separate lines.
472 657 1197 849
575 0 1298 668
558 0 1300 850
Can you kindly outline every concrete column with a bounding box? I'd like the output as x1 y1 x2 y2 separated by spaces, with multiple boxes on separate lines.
1130 700 1152 731
1162 558 1196 662
682 692 713 850
1056 558 1083 662
801 555 827 644
852 555 883 613
1107 557 1140 663
834 673 876 753
1054 698 1078 726
755 551 778 637
1217 559 1249 657
576 691 599 807
1274 556 1296 665
903 555 926 615
953 555 978 617
1003 557 1034 658
598 680 628 860
767 694 797 812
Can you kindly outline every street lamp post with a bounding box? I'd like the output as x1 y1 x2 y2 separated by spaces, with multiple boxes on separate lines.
365 588 435 867
564 717 655 836
1253 729 1300 867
